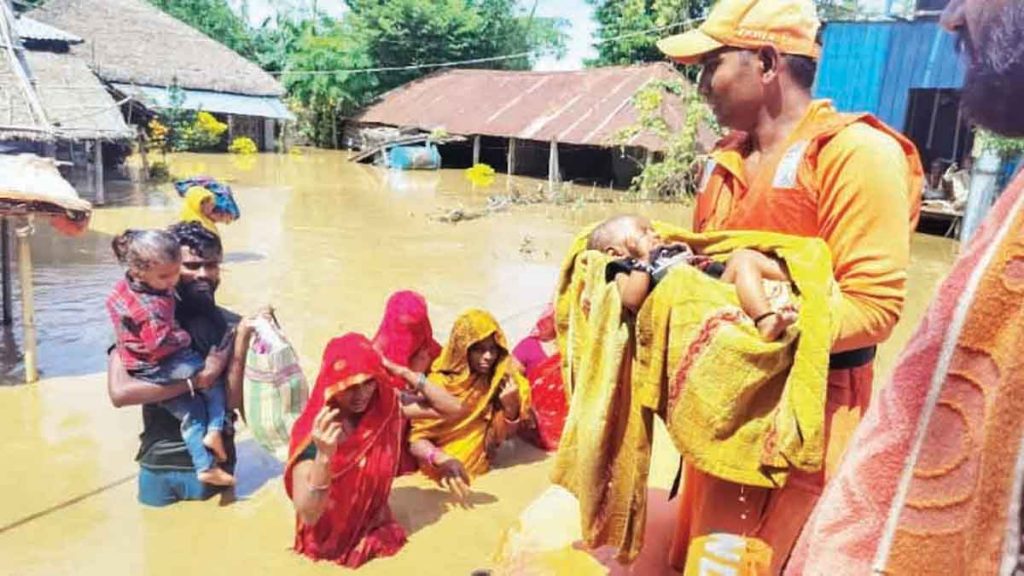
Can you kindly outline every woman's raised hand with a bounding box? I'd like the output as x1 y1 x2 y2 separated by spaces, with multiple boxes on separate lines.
311 405 343 460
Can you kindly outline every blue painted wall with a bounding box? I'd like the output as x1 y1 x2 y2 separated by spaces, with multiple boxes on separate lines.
815 20 966 131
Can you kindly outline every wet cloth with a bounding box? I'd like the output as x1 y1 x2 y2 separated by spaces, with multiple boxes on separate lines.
284 334 406 568
179 187 218 234
371 290 443 474
786 173 1024 575
551 222 834 563
513 305 568 453
408 310 532 480
242 315 309 461
175 177 240 221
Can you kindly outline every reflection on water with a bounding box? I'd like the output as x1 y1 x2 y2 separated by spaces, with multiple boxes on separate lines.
0 150 963 576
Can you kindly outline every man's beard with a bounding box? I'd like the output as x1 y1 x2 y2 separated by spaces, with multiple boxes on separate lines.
177 278 218 313
961 2 1024 137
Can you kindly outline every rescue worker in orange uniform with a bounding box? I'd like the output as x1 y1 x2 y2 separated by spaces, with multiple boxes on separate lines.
656 0 924 572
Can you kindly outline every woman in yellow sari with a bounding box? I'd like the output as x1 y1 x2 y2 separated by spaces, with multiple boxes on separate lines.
409 309 531 494
179 186 219 234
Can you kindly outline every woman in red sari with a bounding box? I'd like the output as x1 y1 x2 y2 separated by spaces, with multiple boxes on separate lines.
372 291 444 474
512 305 567 452
285 333 461 568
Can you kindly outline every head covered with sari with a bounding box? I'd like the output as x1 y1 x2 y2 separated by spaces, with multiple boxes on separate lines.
179 187 218 234
372 290 442 369
285 333 406 567
529 303 557 341
409 309 531 479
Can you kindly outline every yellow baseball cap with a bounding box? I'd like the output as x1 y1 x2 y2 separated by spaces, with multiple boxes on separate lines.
657 0 822 65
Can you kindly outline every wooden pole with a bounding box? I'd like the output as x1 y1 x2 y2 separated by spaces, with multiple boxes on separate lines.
473 135 481 166
138 127 151 181
15 218 37 383
93 140 105 205
1 217 10 326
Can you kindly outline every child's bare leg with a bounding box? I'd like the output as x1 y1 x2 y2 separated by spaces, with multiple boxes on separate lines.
723 249 795 340
203 429 228 463
197 465 235 486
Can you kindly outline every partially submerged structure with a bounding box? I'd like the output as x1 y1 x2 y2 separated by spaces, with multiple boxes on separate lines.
0 153 92 384
349 64 704 188
31 0 293 151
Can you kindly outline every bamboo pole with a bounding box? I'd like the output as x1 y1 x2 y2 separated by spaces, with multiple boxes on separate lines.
473 135 481 166
14 218 36 383
138 127 151 181
1 217 10 326
960 147 1002 244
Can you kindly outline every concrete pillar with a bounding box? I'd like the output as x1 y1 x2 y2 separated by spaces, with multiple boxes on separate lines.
960 147 1003 245
473 135 481 166
264 118 276 152
93 140 105 205
548 139 560 196
507 138 517 177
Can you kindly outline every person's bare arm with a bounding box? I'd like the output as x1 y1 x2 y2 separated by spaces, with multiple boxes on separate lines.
616 269 652 313
383 358 464 418
409 438 471 499
290 406 340 527
107 349 227 408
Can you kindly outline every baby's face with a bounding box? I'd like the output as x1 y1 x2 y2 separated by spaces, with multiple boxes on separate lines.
623 218 661 259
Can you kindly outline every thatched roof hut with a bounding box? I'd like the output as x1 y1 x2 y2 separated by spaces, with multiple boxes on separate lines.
31 0 284 97
23 50 134 142
0 5 51 141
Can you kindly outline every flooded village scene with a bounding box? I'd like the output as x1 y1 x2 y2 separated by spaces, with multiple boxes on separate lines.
2 0 1023 575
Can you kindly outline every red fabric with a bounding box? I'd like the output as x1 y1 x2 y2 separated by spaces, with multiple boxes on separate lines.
372 290 442 370
371 290 442 475
524 353 568 452
105 276 192 371
285 333 407 568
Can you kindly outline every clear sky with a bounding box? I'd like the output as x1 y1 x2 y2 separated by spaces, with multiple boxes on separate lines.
232 0 895 71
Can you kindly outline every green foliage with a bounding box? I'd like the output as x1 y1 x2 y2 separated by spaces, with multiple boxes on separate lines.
587 0 860 67
977 130 1024 160
346 0 568 95
157 85 228 151
146 0 256 59
613 80 715 199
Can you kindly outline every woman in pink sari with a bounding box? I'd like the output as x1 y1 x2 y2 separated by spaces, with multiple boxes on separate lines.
512 304 567 452
372 290 445 474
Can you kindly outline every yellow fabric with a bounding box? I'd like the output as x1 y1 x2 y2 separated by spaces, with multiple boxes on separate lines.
179 186 218 234
550 243 652 563
639 224 834 487
551 221 834 562
409 309 531 480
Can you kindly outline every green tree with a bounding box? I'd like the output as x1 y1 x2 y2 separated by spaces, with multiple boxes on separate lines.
346 0 568 94
588 0 859 67
146 0 257 59
282 20 379 147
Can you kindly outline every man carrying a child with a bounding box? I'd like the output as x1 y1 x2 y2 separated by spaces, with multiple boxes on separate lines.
107 221 259 506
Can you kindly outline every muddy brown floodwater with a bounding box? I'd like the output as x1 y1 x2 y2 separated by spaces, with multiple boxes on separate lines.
0 150 957 575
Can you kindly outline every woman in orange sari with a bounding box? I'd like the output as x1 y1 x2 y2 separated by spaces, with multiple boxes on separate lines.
409 309 532 489
285 333 460 568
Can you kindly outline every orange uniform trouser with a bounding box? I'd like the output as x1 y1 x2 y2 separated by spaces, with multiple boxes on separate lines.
669 364 874 575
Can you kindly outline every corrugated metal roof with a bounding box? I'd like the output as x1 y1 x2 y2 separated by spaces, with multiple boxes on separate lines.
352 63 693 152
15 16 82 44
111 83 294 121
